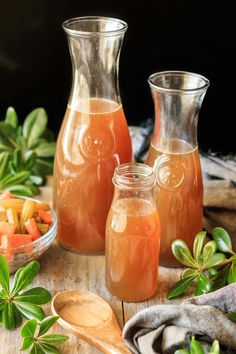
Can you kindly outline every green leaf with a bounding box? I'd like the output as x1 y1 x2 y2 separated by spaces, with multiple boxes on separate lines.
38 316 59 336
193 231 206 263
12 149 21 172
2 303 14 330
172 240 197 268
209 340 220 354
225 311 236 323
212 227 233 254
202 253 226 269
16 287 52 305
212 264 230 291
0 122 17 148
2 302 22 330
0 300 6 311
0 310 2 323
190 336 204 354
12 260 40 295
0 152 10 179
27 184 40 196
0 143 12 152
0 254 10 292
14 301 44 321
39 334 69 345
174 351 189 354
0 171 30 189
21 336 34 350
195 273 212 296
23 150 37 170
231 254 236 264
6 185 33 197
29 175 44 186
16 135 27 151
5 107 18 128
202 241 217 262
23 108 48 148
30 343 45 354
208 268 218 278
227 262 236 284
33 158 54 176
34 142 56 158
167 275 196 300
37 343 60 354
21 318 38 338
0 288 7 298
181 268 196 279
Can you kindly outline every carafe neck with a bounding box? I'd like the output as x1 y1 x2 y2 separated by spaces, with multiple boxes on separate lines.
149 71 210 152
63 16 127 110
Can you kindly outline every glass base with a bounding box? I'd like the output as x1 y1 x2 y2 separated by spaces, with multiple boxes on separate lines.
105 285 157 302
58 241 104 256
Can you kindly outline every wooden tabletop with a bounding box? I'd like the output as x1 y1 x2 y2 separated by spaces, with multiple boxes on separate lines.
0 186 184 354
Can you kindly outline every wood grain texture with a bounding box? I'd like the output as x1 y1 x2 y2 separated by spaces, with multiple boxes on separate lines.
0 187 185 353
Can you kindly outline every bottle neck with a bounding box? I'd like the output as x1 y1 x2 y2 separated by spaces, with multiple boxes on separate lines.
149 71 210 153
112 163 156 205
64 17 127 111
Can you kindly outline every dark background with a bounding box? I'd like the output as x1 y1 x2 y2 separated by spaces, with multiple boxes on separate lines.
0 0 235 152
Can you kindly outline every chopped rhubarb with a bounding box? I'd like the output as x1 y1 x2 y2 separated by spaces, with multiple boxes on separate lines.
38 210 52 225
0 222 17 236
1 234 33 254
24 218 40 240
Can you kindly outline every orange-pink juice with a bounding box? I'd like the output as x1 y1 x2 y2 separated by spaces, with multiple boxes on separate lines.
147 139 203 267
105 198 160 301
54 98 132 254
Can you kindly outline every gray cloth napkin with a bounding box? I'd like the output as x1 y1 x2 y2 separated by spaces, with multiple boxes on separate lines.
122 284 236 354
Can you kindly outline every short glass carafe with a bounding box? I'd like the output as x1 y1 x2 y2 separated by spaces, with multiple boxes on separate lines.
146 71 210 267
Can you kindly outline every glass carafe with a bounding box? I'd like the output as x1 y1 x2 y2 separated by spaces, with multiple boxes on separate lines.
105 163 160 301
53 17 132 254
146 71 210 267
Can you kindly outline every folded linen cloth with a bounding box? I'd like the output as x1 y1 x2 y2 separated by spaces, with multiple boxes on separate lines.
122 284 236 354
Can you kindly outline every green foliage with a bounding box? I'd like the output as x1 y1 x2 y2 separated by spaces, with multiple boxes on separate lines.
0 107 55 196
0 254 51 330
20 316 68 353
167 227 236 299
174 337 220 354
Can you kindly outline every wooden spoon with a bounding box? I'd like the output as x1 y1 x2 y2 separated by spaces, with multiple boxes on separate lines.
51 290 131 354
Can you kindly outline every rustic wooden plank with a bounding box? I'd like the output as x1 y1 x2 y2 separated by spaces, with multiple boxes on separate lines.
0 243 124 353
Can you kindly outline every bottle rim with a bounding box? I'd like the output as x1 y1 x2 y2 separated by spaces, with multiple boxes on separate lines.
148 70 210 95
62 16 128 37
113 163 155 190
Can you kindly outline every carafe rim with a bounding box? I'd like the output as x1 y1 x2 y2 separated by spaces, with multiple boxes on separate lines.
62 16 128 37
148 70 210 95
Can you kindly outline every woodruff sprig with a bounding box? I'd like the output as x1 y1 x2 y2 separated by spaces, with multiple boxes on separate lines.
167 227 236 299
0 254 51 330
20 316 68 354
0 107 56 197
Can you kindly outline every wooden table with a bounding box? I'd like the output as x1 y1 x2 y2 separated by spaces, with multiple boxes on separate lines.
0 186 184 354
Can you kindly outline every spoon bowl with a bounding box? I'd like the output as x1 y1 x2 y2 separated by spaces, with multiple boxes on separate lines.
52 290 131 354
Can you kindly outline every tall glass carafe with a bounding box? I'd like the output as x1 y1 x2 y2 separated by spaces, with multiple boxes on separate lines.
146 71 210 267
53 17 132 254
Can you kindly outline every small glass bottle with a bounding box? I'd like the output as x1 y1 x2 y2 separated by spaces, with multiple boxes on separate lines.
105 163 160 302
